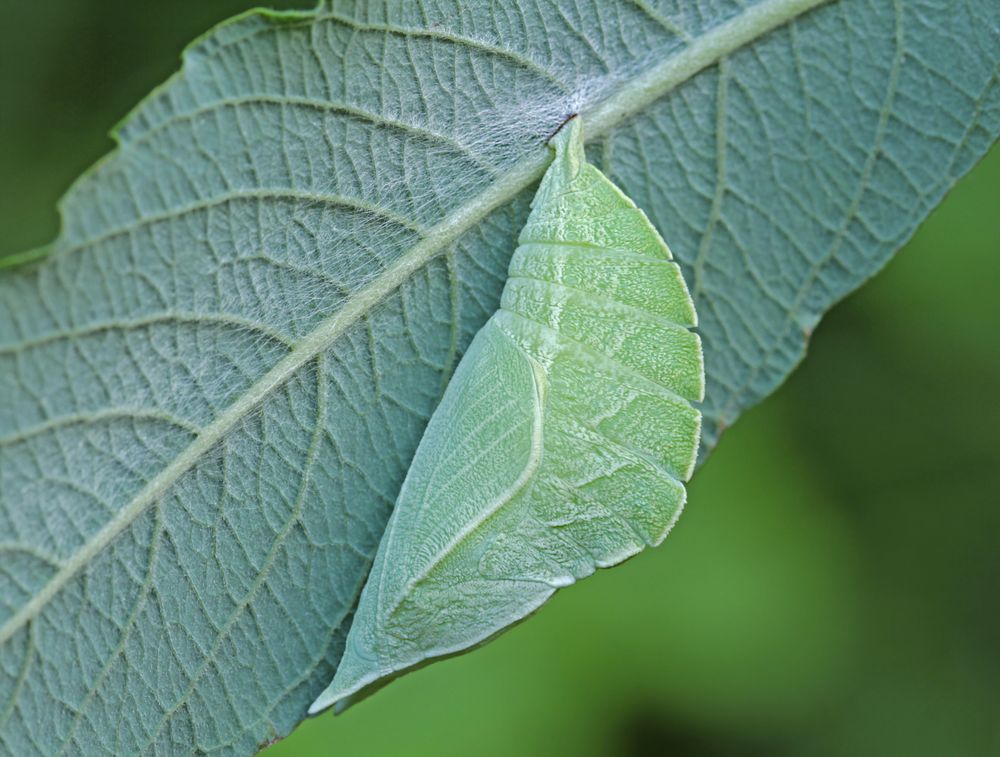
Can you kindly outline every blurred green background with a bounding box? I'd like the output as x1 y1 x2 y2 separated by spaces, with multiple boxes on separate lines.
2 3 997 755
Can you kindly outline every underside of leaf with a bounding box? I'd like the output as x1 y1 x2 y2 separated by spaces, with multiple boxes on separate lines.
0 0 996 753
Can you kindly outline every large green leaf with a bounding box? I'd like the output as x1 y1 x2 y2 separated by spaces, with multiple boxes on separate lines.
0 0 996 754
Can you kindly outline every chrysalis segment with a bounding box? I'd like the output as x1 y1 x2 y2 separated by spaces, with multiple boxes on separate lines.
310 118 704 714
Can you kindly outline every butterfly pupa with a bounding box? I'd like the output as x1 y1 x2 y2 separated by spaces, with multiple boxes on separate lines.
310 117 704 714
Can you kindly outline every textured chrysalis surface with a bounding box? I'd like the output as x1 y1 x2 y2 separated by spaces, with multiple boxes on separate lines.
311 118 704 714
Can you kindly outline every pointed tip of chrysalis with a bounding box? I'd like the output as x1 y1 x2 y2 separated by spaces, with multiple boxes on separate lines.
307 668 372 716
308 631 386 715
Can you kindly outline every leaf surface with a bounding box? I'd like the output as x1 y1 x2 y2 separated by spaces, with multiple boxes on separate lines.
0 0 997 754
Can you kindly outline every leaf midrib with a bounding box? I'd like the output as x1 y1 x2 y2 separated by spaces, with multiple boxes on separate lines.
0 0 831 647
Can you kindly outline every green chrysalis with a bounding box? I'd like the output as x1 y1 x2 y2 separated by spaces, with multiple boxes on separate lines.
310 117 703 714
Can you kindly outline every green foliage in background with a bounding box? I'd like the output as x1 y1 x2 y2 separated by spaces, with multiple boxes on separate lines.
0 2 997 755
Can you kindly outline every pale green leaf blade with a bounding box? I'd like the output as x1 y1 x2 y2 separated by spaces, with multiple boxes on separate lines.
1 1 997 754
